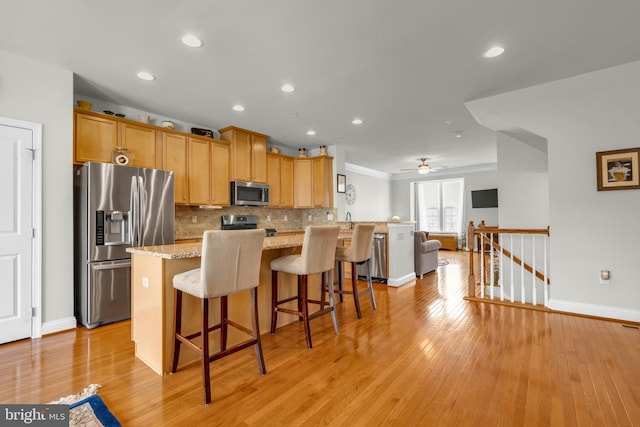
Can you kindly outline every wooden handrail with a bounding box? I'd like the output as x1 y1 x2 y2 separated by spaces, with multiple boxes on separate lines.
467 221 551 300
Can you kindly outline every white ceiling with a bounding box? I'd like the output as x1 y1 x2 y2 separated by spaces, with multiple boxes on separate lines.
2 1 640 175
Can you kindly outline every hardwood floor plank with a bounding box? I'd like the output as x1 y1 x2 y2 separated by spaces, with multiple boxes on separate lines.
2 250 640 426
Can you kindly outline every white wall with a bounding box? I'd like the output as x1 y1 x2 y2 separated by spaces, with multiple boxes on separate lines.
497 132 549 228
340 164 391 221
0 50 75 330
390 167 499 230
467 60 640 321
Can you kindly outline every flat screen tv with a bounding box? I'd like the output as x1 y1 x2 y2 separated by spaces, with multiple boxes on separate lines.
471 188 498 208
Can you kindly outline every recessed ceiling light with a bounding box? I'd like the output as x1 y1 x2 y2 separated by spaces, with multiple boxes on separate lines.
352 118 363 125
281 84 296 93
483 46 505 58
306 130 316 136
181 34 203 48
455 130 464 138
136 71 155 81
232 105 245 112
445 120 453 125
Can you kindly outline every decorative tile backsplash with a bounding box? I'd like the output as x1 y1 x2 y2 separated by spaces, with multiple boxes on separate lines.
175 205 337 239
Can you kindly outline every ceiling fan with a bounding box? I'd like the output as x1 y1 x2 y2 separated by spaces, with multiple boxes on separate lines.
401 158 434 175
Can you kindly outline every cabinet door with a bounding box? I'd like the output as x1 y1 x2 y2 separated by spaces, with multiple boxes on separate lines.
281 156 294 208
251 134 267 183
266 153 282 207
313 156 334 208
211 141 230 205
120 123 157 169
162 133 188 205
231 131 252 182
294 158 314 208
187 138 211 205
74 113 117 164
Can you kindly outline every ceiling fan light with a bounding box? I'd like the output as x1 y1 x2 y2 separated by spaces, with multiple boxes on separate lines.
418 165 430 174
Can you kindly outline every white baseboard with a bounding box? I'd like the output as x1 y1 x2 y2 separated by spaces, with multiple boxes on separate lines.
548 299 640 323
39 317 77 337
387 272 416 287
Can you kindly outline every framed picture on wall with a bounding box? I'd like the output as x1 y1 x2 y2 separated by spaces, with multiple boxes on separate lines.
596 147 640 191
337 174 346 193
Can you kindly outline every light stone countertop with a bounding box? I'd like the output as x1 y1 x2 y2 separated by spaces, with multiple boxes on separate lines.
127 232 353 260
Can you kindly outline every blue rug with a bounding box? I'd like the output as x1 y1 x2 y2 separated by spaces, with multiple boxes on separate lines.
69 394 121 427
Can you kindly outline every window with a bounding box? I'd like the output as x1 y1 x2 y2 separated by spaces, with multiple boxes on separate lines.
415 179 464 234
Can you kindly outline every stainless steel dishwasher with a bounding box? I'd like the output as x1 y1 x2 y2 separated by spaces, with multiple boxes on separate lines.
357 233 387 282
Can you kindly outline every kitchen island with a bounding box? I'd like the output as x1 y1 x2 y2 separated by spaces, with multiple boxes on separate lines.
127 233 350 375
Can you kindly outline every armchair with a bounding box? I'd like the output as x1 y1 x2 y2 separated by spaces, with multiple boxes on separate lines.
414 231 442 278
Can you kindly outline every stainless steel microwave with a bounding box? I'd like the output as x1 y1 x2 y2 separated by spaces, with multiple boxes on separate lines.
230 181 269 206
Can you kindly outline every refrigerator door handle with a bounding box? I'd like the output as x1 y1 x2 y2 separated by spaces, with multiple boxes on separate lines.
138 176 145 246
130 175 139 246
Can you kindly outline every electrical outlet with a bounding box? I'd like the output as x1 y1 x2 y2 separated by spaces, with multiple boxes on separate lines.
284 215 288 221
308 214 312 221
142 276 149 288
327 213 333 220
191 215 197 224
267 215 271 222
599 270 610 285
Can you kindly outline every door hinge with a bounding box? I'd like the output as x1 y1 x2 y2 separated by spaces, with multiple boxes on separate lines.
32 228 36 238
25 148 35 160
32 307 37 317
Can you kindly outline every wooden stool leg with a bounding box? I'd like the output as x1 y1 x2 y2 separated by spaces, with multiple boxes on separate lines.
366 259 377 310
300 275 312 349
171 289 183 373
351 262 362 318
202 298 211 405
220 296 228 351
327 269 340 335
270 270 278 333
251 287 266 375
337 261 344 303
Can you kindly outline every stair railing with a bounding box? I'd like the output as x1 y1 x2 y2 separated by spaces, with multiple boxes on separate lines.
467 221 551 308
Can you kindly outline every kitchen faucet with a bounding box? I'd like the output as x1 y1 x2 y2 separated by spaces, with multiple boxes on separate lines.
346 211 353 230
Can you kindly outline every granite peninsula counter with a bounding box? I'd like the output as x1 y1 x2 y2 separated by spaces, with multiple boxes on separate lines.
126 232 351 375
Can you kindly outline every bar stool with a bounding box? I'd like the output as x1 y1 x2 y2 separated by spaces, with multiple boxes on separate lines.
334 223 377 318
171 229 265 405
270 225 340 349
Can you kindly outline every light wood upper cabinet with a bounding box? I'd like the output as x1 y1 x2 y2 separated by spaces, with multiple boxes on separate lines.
187 138 230 206
120 122 158 169
75 109 158 168
281 155 294 207
294 158 314 208
219 126 268 183
210 140 230 205
162 133 188 205
313 156 334 208
294 156 334 208
267 153 295 208
74 112 118 164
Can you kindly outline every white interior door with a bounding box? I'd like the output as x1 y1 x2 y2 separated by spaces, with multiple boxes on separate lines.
0 123 33 343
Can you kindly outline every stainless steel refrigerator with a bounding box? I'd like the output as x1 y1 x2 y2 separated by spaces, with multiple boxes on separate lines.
74 162 174 328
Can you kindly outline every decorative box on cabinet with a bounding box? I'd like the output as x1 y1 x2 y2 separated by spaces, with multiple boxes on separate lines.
219 126 268 183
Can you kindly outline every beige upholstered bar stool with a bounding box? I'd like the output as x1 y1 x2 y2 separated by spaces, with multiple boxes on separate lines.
270 225 340 349
334 223 377 318
171 229 265 405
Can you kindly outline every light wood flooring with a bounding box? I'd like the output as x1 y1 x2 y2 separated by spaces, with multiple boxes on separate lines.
2 251 640 426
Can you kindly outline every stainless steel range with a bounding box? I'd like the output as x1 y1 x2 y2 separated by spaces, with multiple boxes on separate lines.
221 215 277 237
